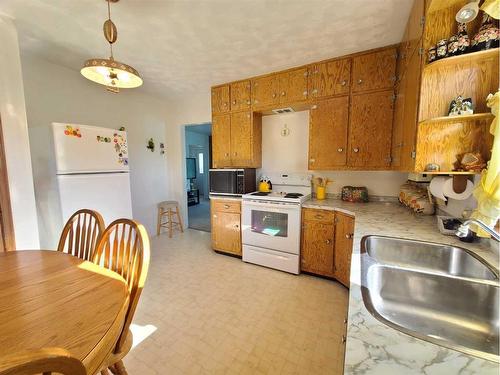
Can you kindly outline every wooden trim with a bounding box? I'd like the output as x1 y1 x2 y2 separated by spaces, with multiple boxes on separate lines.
0 115 15 251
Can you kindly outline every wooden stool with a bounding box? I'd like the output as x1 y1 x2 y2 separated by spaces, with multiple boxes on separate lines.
157 201 184 238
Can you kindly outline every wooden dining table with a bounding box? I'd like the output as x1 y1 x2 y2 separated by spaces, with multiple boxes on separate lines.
0 250 129 375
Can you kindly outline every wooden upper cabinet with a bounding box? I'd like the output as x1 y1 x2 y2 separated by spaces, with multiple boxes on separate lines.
348 90 394 168
211 85 230 114
334 212 355 287
352 48 397 93
252 75 279 109
230 111 253 166
309 58 351 98
309 96 349 170
278 67 308 104
301 210 335 277
230 80 251 111
211 114 231 168
406 0 425 56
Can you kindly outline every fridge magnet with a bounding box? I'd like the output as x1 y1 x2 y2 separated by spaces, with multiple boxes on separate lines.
159 142 165 155
448 95 473 116
113 133 128 154
118 126 126 131
146 138 155 152
64 125 82 138
96 136 111 143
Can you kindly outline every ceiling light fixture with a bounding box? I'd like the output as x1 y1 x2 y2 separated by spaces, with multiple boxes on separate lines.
456 0 480 23
81 0 143 93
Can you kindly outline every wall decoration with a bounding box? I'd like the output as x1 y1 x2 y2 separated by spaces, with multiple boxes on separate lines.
96 135 111 143
113 132 128 165
64 125 82 138
146 138 155 152
281 123 290 137
159 142 165 155
118 126 126 131
448 95 474 116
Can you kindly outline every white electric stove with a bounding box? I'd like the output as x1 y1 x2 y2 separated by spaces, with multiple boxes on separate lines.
241 173 311 274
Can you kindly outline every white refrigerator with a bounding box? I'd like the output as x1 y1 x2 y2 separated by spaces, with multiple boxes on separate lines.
52 123 133 226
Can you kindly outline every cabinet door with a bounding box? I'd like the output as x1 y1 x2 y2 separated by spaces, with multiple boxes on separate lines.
309 96 349 169
348 91 394 168
391 79 406 169
309 58 351 98
211 85 230 114
230 111 253 167
212 114 231 168
301 217 335 277
252 75 279 109
211 209 241 256
230 80 251 111
278 67 308 104
352 48 397 93
406 0 424 57
334 212 354 287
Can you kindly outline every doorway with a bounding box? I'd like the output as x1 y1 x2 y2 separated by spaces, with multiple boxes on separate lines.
0 115 15 251
184 123 211 232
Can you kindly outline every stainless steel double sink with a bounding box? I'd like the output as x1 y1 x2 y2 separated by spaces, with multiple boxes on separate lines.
361 235 499 362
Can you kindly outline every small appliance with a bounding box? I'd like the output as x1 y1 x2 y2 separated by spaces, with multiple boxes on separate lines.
209 169 256 196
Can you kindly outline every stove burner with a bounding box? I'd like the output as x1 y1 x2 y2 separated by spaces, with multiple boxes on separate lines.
284 193 304 198
251 192 270 196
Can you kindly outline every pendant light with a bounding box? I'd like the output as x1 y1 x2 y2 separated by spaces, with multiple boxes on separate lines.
456 0 480 23
81 0 143 93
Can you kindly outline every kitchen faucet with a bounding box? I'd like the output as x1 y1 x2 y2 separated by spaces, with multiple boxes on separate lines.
456 218 500 242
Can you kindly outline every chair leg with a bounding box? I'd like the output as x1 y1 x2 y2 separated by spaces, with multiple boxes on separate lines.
156 208 162 236
176 205 184 232
168 209 173 238
113 360 129 375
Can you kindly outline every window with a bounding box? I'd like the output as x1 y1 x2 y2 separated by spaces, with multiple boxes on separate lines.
198 153 204 174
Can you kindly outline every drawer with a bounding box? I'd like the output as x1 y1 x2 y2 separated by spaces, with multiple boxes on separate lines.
303 208 335 223
213 200 241 213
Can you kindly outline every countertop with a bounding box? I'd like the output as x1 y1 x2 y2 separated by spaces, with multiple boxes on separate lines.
303 198 499 374
208 194 243 201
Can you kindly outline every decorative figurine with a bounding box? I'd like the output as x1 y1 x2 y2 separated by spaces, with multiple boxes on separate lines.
448 95 474 116
146 138 155 152
471 13 500 51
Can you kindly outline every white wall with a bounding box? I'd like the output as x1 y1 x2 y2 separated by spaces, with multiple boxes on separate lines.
21 55 169 248
0 16 40 249
261 111 408 197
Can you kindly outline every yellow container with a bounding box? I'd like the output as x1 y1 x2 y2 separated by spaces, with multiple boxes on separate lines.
316 186 326 200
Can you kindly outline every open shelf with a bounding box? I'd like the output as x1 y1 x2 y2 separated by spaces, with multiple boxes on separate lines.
424 48 499 72
419 113 494 126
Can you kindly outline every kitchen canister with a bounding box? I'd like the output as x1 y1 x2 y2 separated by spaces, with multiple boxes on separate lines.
341 186 368 203
428 45 437 63
436 39 448 59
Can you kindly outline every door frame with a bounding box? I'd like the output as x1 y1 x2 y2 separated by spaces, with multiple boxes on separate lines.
0 115 15 251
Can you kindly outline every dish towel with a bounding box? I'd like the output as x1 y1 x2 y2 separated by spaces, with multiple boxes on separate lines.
470 91 500 237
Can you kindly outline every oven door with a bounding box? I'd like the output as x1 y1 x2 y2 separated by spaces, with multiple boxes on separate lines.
242 200 301 254
209 169 238 195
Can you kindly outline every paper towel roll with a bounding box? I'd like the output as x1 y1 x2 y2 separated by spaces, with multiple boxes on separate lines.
429 176 448 201
443 178 474 200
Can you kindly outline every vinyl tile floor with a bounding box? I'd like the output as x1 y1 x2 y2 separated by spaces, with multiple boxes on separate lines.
123 229 349 374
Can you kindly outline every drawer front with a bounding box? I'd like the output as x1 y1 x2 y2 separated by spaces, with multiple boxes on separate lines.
213 200 241 213
303 208 335 223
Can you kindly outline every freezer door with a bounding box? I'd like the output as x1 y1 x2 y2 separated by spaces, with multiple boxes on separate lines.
52 122 129 174
57 173 133 225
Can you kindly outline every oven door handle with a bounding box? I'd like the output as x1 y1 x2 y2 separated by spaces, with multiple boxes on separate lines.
242 201 300 211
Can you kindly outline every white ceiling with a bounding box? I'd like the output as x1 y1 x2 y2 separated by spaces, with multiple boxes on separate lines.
0 0 413 98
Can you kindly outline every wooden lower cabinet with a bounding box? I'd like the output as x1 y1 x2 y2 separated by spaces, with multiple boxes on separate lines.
210 199 242 256
301 208 355 287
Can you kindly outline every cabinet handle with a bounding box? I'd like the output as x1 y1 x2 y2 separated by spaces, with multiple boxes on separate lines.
272 93 277 98
246 113 251 118
345 233 353 239
232 100 236 105
353 148 359 153
315 215 324 219
326 239 331 244
246 100 251 105
234 224 239 229
213 214 217 218
312 89 318 94
357 79 363 84
234 152 238 156
309 158 315 163
313 69 319 74
310 105 317 110
341 80 347 86
303 90 308 96
224 204 230 209
254 99 259 104
342 335 346 344
281 91 286 96
224 153 229 157
337 148 343 153
344 318 348 324
223 102 228 106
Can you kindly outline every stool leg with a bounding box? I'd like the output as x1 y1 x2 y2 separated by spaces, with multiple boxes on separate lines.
157 207 162 236
176 205 184 232
168 208 173 238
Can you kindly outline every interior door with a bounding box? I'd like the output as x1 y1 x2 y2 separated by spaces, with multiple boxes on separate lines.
230 111 252 166
211 114 231 167
348 91 394 168
279 67 308 104
334 212 355 287
0 116 14 251
309 96 349 169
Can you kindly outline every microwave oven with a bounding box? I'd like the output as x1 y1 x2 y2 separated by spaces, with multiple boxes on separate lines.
209 169 256 196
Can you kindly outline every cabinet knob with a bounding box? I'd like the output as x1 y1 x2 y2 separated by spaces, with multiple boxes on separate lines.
341 335 346 344
309 158 315 163
232 100 236 105
344 318 348 324
223 102 228 106
341 80 347 86
353 148 359 153
303 91 308 96
224 204 230 209
224 153 229 157
281 91 286 96
312 89 318 94
234 152 238 156
272 93 277 98
313 69 319 74
234 224 239 229
357 79 363 84
254 99 259 104
213 214 217 218
315 215 324 219
246 100 251 105
337 148 343 153
345 233 353 239
326 239 331 244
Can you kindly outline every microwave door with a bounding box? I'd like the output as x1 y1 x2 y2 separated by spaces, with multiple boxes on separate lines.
210 170 237 194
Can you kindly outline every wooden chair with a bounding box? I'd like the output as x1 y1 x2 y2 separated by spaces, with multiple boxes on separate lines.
0 347 86 375
156 200 184 238
92 219 150 375
57 209 105 261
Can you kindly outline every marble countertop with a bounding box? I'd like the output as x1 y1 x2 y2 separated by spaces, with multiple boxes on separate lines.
303 198 499 374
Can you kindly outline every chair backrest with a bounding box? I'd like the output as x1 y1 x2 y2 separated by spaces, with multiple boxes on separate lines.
92 218 150 351
0 347 86 375
57 209 105 261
